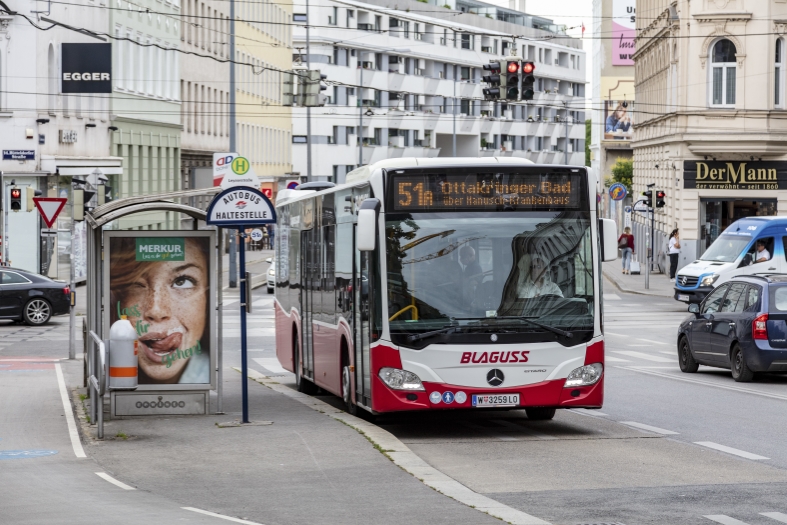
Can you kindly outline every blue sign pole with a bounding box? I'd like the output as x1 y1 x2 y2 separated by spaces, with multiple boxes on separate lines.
238 227 249 423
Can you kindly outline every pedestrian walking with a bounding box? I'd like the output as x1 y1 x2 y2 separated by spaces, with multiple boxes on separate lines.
668 229 681 282
617 227 635 274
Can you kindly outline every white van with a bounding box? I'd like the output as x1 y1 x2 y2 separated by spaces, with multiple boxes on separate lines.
674 217 787 303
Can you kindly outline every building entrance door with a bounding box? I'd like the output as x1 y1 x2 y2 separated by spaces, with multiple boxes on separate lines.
700 199 777 251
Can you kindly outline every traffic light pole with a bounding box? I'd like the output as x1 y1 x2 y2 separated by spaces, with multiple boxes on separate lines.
305 0 312 181
645 183 655 290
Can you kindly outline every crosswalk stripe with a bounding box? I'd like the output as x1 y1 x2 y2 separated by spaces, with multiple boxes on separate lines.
694 442 769 460
761 512 787 523
604 293 621 300
620 421 679 435
612 351 674 363
704 515 751 525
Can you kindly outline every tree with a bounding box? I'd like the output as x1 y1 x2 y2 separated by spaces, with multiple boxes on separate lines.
609 157 633 191
585 119 591 166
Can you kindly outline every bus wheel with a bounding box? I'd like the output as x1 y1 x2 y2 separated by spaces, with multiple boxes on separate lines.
341 342 357 415
525 407 556 421
294 331 318 395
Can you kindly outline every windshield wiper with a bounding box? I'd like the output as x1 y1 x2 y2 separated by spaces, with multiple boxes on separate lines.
455 316 573 339
406 323 459 343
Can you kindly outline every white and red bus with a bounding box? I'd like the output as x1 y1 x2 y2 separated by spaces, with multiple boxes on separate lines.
274 158 618 418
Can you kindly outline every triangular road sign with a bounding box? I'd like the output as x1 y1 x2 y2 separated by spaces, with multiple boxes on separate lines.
33 198 68 228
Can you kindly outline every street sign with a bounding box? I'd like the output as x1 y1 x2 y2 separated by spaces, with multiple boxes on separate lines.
250 229 264 242
3 150 35 161
609 183 627 201
213 152 260 189
33 197 67 228
206 187 277 227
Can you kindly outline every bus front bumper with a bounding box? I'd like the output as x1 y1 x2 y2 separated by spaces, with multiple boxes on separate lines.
371 375 604 413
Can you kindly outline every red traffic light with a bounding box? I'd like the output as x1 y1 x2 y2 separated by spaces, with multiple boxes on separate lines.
10 189 21 199
656 191 666 198
522 62 535 74
507 61 519 74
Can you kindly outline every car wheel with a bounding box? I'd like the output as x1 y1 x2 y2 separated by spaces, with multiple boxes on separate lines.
267 286 274 294
731 344 754 382
525 407 556 421
23 299 51 326
678 336 699 373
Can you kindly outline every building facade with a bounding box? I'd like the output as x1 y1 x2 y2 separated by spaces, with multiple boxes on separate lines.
633 0 787 269
179 0 230 195
110 0 182 230
290 0 587 183
591 0 635 220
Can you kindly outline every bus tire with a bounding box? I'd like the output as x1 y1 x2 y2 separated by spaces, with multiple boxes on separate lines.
525 407 556 421
294 329 318 395
341 340 357 416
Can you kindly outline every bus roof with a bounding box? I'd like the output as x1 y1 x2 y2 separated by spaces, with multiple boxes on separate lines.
344 157 535 184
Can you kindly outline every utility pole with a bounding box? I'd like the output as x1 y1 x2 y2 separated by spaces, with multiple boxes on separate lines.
306 0 312 181
228 0 237 288
564 101 569 165
358 55 363 167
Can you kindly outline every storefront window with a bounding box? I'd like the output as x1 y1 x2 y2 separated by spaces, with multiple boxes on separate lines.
700 199 777 250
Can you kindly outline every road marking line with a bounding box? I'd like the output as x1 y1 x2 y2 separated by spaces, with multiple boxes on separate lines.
239 369 552 525
182 507 265 524
617 366 787 401
703 515 752 525
694 442 769 460
605 356 630 363
604 331 626 336
612 351 674 363
571 408 609 417
761 512 787 523
95 472 135 490
620 421 679 435
624 344 653 347
55 363 86 459
636 338 670 345
659 351 675 355
252 358 288 375
604 293 621 300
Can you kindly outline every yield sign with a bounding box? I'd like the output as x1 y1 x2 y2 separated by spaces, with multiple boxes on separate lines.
33 198 67 228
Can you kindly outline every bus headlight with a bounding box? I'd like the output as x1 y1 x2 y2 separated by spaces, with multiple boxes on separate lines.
700 274 719 287
378 367 425 391
564 363 603 388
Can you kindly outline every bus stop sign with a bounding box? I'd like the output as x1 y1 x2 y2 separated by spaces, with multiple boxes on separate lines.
206 187 276 227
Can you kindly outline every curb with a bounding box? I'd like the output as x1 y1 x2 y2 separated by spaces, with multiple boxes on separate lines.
602 267 673 298
237 367 551 525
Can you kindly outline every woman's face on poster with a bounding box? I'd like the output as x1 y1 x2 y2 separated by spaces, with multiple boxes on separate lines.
616 107 627 119
119 241 208 383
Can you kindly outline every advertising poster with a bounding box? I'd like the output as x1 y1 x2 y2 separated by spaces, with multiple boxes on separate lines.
612 0 636 66
106 232 215 389
604 100 634 141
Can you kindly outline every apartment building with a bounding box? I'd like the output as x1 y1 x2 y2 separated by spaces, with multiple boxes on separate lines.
632 0 787 268
291 0 587 182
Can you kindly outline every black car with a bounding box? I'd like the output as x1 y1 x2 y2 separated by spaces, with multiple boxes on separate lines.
0 268 71 325
677 275 787 382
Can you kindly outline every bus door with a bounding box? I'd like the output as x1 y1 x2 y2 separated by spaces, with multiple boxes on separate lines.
354 234 372 407
300 203 317 380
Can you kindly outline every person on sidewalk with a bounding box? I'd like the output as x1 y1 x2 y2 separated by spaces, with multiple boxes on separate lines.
668 229 681 282
618 227 635 274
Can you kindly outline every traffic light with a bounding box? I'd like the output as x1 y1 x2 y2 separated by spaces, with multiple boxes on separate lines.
98 184 112 206
656 190 666 208
10 187 21 212
282 71 295 107
481 61 501 100
643 190 653 208
302 70 328 107
25 188 42 212
521 61 536 101
505 60 520 101
72 188 96 221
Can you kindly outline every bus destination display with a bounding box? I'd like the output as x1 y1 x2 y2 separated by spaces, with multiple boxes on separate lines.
391 173 580 212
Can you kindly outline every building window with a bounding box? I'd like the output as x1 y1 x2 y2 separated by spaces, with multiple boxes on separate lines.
710 39 737 107
329 6 337 25
461 34 471 50
777 39 784 107
292 135 307 143
346 9 354 27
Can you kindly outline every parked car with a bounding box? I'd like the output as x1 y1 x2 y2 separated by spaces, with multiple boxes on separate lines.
0 268 71 325
677 275 787 382
266 257 274 294
674 217 787 304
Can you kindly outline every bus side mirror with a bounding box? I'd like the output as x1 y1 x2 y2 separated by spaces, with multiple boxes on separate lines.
600 219 618 262
357 198 381 252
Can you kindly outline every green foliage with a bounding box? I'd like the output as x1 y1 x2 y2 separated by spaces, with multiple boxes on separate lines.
609 157 634 192
416 0 428 3
443 3 451 8
585 119 591 167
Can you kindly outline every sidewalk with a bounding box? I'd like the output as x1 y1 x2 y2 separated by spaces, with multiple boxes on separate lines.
602 260 675 298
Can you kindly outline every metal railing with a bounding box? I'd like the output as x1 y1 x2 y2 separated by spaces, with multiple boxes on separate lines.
87 328 107 439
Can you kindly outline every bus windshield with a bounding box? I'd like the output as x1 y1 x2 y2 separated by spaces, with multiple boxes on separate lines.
385 211 595 347
699 235 751 262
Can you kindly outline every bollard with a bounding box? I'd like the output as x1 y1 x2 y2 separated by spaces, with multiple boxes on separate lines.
108 317 138 390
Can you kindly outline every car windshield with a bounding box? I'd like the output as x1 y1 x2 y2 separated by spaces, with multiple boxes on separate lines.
385 211 595 347
699 235 751 262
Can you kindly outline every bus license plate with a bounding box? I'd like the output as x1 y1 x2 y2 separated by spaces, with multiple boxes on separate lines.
678 294 689 301
472 394 520 407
